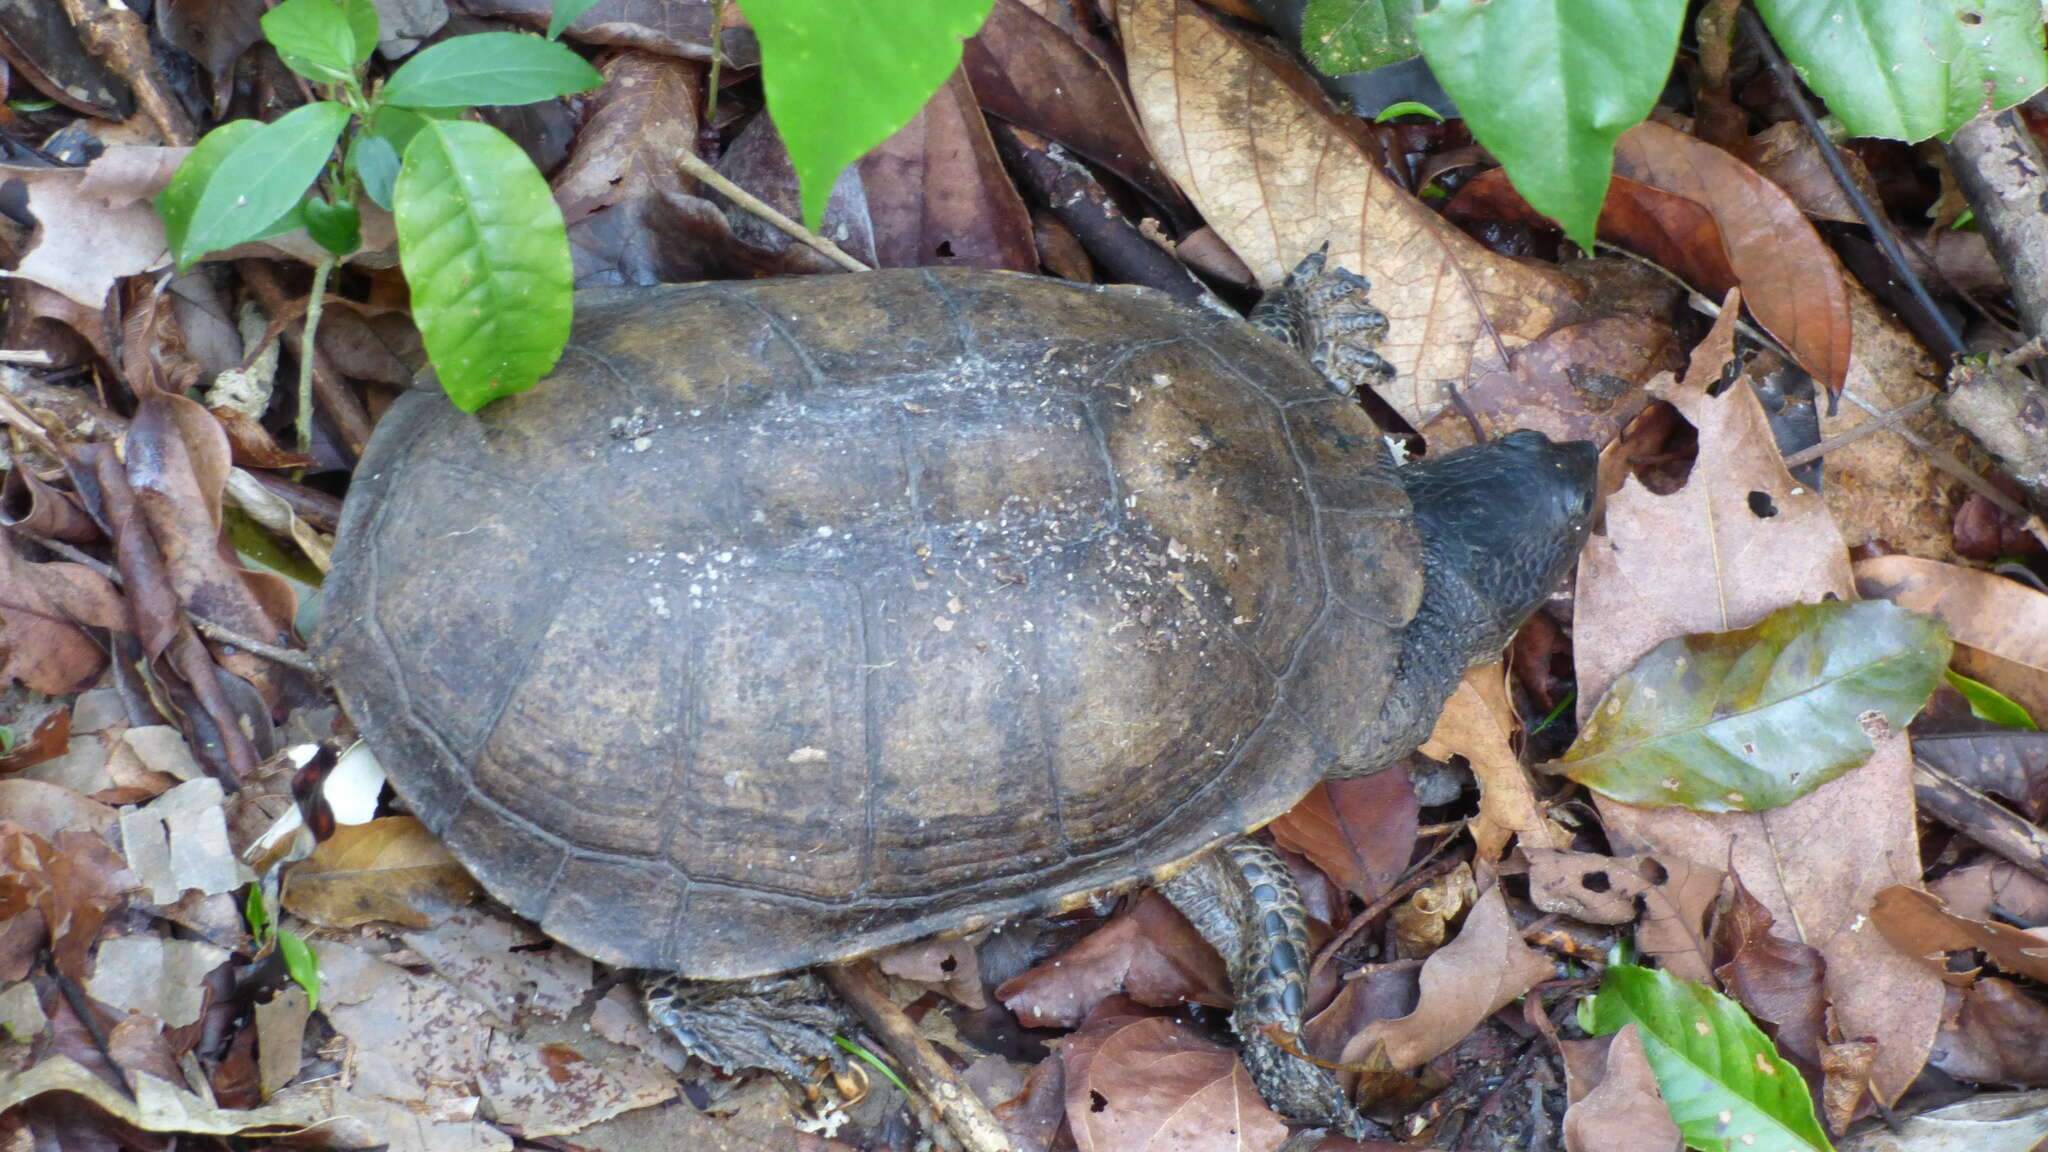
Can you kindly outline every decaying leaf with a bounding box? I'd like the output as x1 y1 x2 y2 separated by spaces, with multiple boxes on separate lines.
1266 769 1418 901
1342 883 1552 1069
1421 664 1556 862
997 890 1230 1028
1561 1024 1684 1152
1060 998 1289 1152
281 815 480 930
1871 886 2048 985
1525 849 1656 926
1712 874 1827 1069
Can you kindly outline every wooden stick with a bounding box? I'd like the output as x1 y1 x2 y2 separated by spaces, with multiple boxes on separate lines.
1915 759 2048 885
674 151 872 273
823 961 1012 1152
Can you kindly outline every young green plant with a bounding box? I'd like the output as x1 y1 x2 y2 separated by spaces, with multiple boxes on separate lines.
155 0 602 426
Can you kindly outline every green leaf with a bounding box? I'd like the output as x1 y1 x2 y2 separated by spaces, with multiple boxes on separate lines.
163 103 350 269
379 31 603 108
1945 668 2038 730
1302 0 1419 76
277 929 321 1009
158 120 264 267
304 195 362 255
1755 0 2048 143
548 0 606 40
347 131 401 209
261 0 362 85
736 0 994 229
1582 966 1833 1152
394 120 573 411
1376 100 1445 122
1415 0 1685 252
0 726 14 755
1556 600 1951 811
341 0 380 62
244 883 273 945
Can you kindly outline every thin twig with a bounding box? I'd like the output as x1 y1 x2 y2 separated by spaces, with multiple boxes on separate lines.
298 256 336 455
675 150 871 273
1779 394 1937 470
191 617 324 677
704 0 727 127
822 961 1012 1152
1740 7 1964 360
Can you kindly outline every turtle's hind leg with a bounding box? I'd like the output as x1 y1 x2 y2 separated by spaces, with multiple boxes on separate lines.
1159 839 1374 1139
1248 247 1395 399
643 970 852 1080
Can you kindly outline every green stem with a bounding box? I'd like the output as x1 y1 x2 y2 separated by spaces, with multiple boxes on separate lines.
298 255 337 455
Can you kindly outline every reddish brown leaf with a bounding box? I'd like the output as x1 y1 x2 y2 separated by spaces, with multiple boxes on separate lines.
1266 771 1417 902
1872 885 2048 984
860 68 1036 272
964 0 1190 219
1712 874 1827 1068
1611 121 1851 394
1061 999 1290 1152
1300 964 1418 1064
0 708 70 773
994 1055 1068 1152
0 529 130 694
997 891 1230 1027
876 935 988 1010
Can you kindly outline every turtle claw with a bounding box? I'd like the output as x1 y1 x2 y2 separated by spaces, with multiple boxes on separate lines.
644 971 852 1080
1250 247 1394 398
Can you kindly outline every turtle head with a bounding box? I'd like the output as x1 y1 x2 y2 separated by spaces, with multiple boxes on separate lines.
1403 429 1598 658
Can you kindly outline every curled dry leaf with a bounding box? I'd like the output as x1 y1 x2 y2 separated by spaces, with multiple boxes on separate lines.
0 529 130 694
1118 0 1647 438
1341 884 1552 1070
996 890 1230 1028
1612 121 1850 394
281 815 481 930
1562 1024 1684 1152
1420 664 1553 862
1855 555 2048 729
1870 885 2048 984
1265 769 1418 902
1389 861 1475 960
0 148 175 309
1712 874 1827 1069
1060 998 1290 1152
1573 295 1939 1101
1928 978 2048 1087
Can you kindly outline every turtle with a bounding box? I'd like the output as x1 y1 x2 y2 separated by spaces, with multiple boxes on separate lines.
316 253 1597 1135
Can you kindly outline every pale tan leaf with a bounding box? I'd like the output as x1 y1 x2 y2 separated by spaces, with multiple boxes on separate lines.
281 816 480 930
1854 554 2048 726
1563 1025 1683 1152
1420 664 1552 862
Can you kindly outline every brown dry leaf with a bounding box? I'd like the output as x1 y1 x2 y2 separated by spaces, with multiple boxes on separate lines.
400 904 596 1028
1562 1024 1683 1152
1299 964 1418 1064
0 149 178 308
0 1056 323 1137
0 708 70 773
997 890 1230 1027
1118 0 1617 434
965 0 1188 218
118 777 243 905
1266 770 1418 901
1929 860 2048 927
281 816 480 930
1818 279 1960 560
0 529 131 694
994 1054 1067 1152
1389 861 1476 959
1914 730 2048 823
1734 120 1877 225
1524 849 1655 926
1713 874 1827 1068
1634 855 1725 983
876 933 988 1010
1855 556 2048 725
1572 297 1939 1100
1612 121 1850 393
1821 1039 1879 1134
860 68 1036 271
1060 998 1289 1152
83 934 229 1029
1341 883 1552 1069
1871 886 2048 984
1928 978 2048 1086
1420 664 1551 863
0 824 134 981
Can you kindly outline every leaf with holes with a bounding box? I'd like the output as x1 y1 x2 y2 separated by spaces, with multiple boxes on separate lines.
1554 600 1949 811
394 120 573 410
1582 965 1832 1152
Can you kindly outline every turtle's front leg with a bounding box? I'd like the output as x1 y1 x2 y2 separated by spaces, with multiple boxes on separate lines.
1247 247 1395 399
643 970 853 1079
1159 839 1373 1138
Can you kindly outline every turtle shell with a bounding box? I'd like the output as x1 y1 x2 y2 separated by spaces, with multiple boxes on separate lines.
318 269 1423 978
